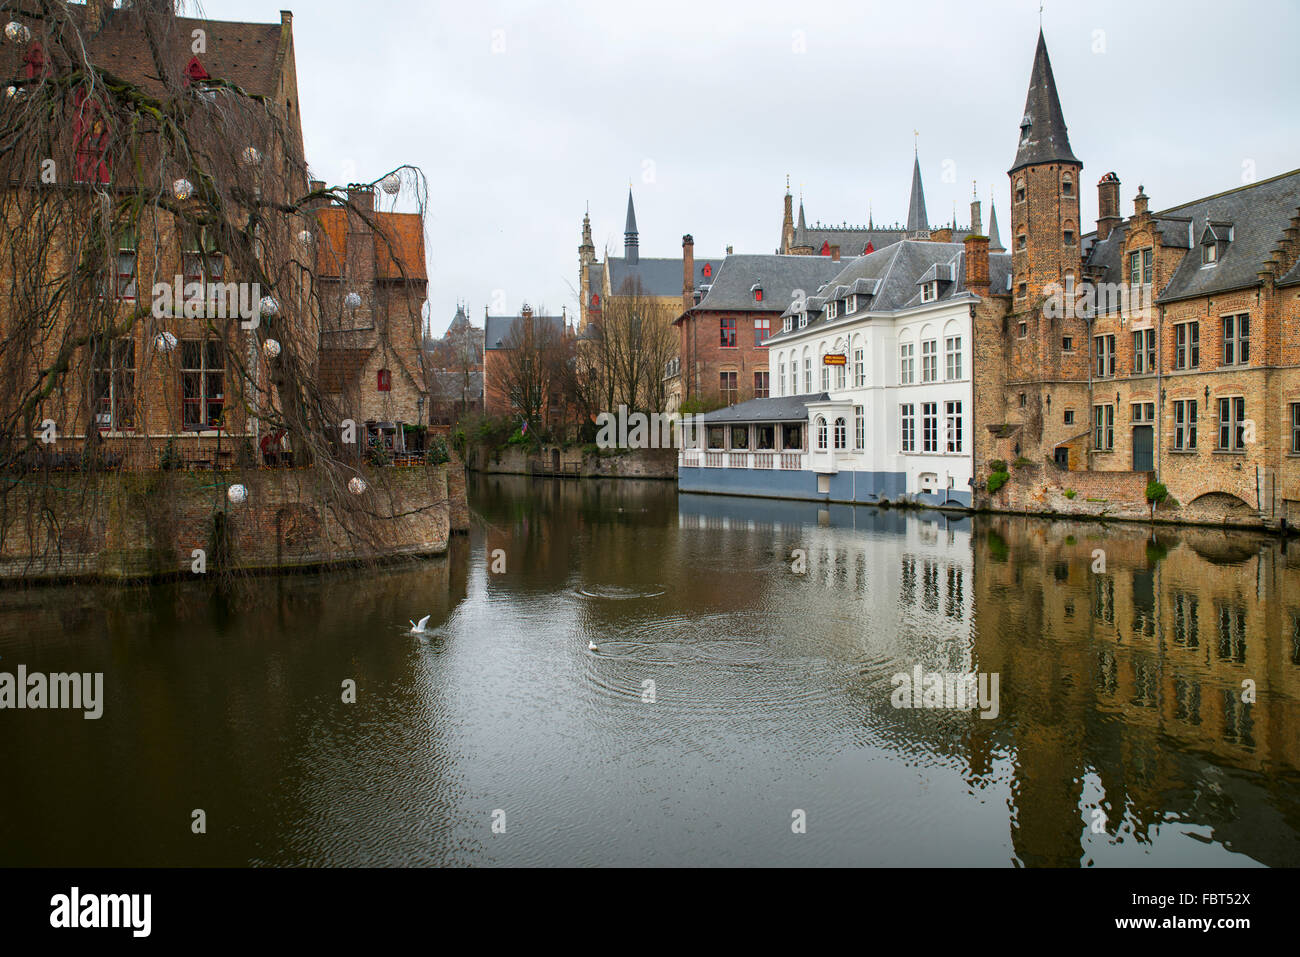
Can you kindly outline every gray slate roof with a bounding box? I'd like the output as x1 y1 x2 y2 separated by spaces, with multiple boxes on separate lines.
1010 30 1080 174
766 240 1012 345
689 255 845 313
604 255 725 299
697 393 829 424
1080 168 1300 304
484 314 566 350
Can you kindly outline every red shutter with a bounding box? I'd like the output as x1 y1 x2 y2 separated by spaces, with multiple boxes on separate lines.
377 369 391 392
72 88 111 185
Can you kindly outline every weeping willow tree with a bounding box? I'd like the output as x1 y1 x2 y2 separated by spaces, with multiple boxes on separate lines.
0 1 442 583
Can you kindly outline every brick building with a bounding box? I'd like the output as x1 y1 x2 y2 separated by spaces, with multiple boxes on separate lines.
675 253 844 408
975 29 1300 526
315 183 429 452
483 304 570 429
0 2 307 468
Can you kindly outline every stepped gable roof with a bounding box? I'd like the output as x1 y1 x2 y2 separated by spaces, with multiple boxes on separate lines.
1079 169 1300 304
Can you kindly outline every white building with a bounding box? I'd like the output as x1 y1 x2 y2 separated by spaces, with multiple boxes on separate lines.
681 239 1011 508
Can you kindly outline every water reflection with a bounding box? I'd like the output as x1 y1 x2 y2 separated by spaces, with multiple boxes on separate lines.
0 474 1295 866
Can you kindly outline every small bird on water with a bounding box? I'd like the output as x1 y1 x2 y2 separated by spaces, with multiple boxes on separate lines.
588 641 598 652
410 615 431 634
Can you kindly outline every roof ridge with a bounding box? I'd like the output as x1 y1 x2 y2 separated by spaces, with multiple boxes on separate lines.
1153 167 1300 217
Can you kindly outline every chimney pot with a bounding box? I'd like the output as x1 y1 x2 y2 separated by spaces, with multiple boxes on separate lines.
831 245 841 261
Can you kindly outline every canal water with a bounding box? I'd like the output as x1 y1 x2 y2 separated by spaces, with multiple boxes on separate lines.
1 474 1297 866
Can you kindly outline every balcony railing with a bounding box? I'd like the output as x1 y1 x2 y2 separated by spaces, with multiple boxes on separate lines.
681 449 808 471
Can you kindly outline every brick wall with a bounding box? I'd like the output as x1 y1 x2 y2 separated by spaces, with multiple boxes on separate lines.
0 463 457 582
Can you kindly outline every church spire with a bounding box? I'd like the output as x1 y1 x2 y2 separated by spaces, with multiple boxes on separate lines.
624 187 639 265
1010 29 1079 174
906 152 929 238
987 193 1005 252
797 194 807 232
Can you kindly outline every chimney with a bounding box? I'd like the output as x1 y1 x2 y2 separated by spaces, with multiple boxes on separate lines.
726 245 733 256
964 234 990 296
1133 185 1149 218
346 184 375 213
682 234 695 313
970 198 982 236
1096 172 1121 241
830 245 841 262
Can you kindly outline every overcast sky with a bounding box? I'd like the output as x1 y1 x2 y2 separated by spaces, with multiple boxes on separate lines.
193 0 1299 335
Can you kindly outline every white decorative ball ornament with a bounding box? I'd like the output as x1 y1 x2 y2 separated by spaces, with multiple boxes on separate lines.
227 484 248 504
240 146 261 166
297 230 314 246
348 477 367 495
5 22 31 44
344 292 362 309
380 174 400 195
155 332 178 352
172 178 194 200
259 296 279 318
262 338 281 359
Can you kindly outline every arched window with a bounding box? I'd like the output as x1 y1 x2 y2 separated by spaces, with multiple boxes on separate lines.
833 417 847 450
816 416 828 450
803 349 812 393
778 357 786 397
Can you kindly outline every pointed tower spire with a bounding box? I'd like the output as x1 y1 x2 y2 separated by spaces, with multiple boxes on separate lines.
781 176 795 253
797 194 807 232
906 152 929 238
1010 30 1079 174
987 197 1005 252
624 187 639 265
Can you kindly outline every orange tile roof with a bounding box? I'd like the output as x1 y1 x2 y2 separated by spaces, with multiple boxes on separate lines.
314 207 427 282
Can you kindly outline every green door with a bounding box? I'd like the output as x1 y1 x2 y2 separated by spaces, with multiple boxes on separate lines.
1132 426 1154 472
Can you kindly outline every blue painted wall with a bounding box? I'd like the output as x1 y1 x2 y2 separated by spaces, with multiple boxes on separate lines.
678 467 972 509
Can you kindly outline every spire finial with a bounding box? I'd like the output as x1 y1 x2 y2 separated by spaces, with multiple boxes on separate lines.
973 179 978 199
913 129 919 154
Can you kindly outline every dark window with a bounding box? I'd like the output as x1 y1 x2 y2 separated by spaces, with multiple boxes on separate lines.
720 371 738 405
753 371 769 399
719 317 736 348
1174 400 1198 450
1175 322 1200 369
1217 396 1246 451
181 339 224 430
1222 314 1249 366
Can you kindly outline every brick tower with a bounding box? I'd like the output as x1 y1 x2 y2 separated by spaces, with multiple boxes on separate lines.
1009 29 1082 303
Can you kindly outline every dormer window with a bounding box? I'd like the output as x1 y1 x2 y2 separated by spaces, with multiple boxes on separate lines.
847 295 856 314
751 283 763 303
783 316 793 333
827 301 837 320
1200 222 1231 267
798 314 808 329
920 281 939 304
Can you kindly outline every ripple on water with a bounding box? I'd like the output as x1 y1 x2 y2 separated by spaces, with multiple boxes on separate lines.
581 615 843 716
576 584 668 600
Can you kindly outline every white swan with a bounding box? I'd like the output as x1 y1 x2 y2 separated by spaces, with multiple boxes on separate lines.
410 615 431 634
588 641 598 652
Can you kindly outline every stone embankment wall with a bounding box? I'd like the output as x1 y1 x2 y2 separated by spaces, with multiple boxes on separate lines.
468 445 676 480
0 463 458 583
979 464 1265 528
